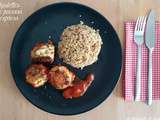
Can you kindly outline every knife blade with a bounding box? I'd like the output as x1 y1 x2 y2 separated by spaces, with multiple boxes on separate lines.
145 10 156 49
145 10 156 105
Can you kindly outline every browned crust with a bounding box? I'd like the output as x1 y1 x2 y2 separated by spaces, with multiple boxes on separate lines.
25 64 48 74
48 65 75 90
25 64 49 88
31 56 54 64
30 40 55 64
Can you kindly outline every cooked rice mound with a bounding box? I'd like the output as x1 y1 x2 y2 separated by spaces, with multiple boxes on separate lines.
58 22 103 69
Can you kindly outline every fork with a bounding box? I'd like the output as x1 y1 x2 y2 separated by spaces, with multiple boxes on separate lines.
134 16 146 101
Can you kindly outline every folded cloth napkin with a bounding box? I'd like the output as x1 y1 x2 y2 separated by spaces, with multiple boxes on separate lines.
124 22 160 102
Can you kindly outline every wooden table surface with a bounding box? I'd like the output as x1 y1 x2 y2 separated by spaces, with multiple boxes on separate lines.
0 0 160 120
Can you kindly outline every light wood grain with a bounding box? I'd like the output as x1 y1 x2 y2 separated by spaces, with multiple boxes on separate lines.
0 0 160 120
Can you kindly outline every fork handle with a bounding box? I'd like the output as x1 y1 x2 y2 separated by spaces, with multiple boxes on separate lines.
148 49 153 105
135 46 142 101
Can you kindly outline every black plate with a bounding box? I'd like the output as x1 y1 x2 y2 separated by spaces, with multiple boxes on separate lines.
10 2 122 115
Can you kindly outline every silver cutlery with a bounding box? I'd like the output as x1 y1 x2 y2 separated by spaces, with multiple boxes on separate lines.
134 16 146 101
145 10 156 105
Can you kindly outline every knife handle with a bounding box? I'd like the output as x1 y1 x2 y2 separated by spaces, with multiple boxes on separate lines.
135 46 142 101
148 49 153 105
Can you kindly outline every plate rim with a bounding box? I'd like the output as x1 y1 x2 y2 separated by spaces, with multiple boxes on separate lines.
10 2 122 115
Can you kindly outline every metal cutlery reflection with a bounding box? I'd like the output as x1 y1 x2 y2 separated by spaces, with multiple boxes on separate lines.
134 16 146 101
145 10 156 105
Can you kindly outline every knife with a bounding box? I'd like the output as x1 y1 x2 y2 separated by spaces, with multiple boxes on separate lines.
145 10 156 105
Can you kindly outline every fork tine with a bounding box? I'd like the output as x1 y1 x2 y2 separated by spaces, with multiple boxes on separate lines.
138 16 142 31
135 17 140 31
135 16 146 32
142 16 147 32
139 16 143 31
139 16 144 31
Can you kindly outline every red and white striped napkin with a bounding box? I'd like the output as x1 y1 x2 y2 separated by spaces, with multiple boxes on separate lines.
124 22 160 102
